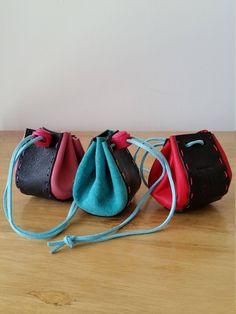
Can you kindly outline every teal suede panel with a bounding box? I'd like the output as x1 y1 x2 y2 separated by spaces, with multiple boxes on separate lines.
73 137 128 216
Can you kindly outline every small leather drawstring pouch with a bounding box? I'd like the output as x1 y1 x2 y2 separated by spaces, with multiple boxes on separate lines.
73 130 141 216
148 130 232 211
15 128 84 200
3 127 84 240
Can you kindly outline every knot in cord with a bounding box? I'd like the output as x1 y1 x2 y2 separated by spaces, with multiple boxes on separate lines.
48 235 77 253
63 235 76 248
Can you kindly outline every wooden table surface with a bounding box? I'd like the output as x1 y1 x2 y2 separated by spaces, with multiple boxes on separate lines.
0 131 235 314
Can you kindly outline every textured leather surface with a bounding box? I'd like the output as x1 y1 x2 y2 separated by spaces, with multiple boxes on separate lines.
98 130 141 205
73 138 129 216
73 130 141 216
149 137 190 211
149 131 232 211
175 131 231 210
108 143 141 205
50 132 84 200
16 128 63 199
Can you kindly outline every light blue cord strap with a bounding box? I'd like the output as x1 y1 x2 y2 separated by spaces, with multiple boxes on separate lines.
3 135 38 217
133 136 166 187
48 136 176 253
133 136 166 162
185 140 204 147
3 135 78 240
135 142 164 188
134 138 204 184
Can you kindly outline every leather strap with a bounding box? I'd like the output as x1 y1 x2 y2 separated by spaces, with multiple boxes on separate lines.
16 128 63 199
92 130 141 206
175 131 231 210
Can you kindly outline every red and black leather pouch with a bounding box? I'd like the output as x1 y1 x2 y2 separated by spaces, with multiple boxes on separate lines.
148 130 232 212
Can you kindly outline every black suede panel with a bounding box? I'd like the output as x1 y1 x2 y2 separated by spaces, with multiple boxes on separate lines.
175 131 230 210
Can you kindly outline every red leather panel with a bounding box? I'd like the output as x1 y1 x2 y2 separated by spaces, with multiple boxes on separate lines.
148 136 189 211
51 133 84 200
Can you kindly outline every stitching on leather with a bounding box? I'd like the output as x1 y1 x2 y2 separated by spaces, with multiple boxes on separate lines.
16 129 32 189
16 150 26 188
16 129 64 199
121 172 126 179
182 133 229 209
109 145 133 204
113 154 130 195
182 153 194 203
125 148 140 175
45 155 54 196
124 148 141 198
175 138 192 210
185 163 190 171
209 134 229 193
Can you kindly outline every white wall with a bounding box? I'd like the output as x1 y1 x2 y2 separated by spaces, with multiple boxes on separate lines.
0 0 234 131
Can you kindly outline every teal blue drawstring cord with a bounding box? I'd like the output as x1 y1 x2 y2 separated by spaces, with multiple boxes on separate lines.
185 140 204 147
133 137 166 187
48 136 176 253
3 135 78 240
133 137 166 161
